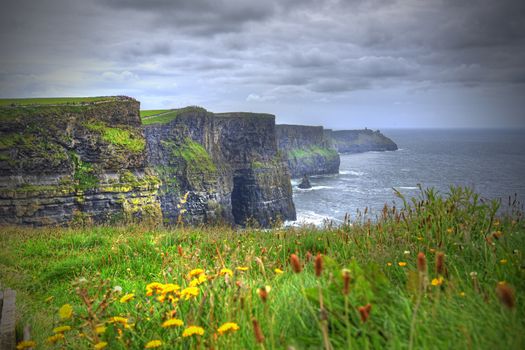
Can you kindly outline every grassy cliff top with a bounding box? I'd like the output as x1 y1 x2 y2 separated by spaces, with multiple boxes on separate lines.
0 96 131 107
141 106 208 125
215 112 275 119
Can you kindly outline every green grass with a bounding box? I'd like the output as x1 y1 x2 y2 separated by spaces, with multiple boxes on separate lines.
84 121 146 153
140 110 170 118
1 187 523 349
141 106 207 125
0 97 116 106
288 145 339 160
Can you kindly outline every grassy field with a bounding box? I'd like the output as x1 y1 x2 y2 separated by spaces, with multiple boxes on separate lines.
141 106 207 125
140 110 170 118
0 97 116 106
1 187 523 349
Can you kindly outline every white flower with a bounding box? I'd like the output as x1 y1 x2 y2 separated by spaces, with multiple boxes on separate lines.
403 250 410 255
113 286 123 293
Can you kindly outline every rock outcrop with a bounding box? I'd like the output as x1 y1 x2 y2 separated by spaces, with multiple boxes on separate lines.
0 97 161 225
0 99 296 227
145 109 296 227
329 129 398 153
298 175 312 189
275 124 340 178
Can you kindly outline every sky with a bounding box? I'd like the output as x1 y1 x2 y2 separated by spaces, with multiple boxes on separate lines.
1 0 524 129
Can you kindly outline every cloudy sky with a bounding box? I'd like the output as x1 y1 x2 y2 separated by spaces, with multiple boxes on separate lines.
1 0 524 129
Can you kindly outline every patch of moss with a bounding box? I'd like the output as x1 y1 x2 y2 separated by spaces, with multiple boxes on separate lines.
72 155 99 191
84 121 145 153
171 138 217 174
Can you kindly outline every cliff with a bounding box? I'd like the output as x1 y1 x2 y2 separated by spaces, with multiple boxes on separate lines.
0 97 161 225
275 124 340 178
145 109 296 226
329 129 398 153
0 99 295 227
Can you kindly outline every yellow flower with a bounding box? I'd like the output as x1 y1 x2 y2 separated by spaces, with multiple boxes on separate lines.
120 293 135 303
47 334 65 343
95 325 106 334
274 268 284 274
220 268 233 276
58 304 73 320
387 262 392 267
446 228 454 234
189 275 207 287
162 318 184 328
180 287 199 300
16 341 36 350
94 342 108 349
146 282 164 296
431 277 444 286
398 262 407 267
188 268 205 279
182 326 205 337
53 325 71 333
144 340 163 348
108 316 128 325
459 292 466 297
500 259 508 265
236 266 249 271
162 283 181 294
217 322 240 335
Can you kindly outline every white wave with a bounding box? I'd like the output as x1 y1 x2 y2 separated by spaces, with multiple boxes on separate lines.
340 170 364 176
295 185 334 191
284 210 340 227
396 186 418 190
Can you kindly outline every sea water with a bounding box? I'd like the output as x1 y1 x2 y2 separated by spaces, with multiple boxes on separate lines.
289 129 525 226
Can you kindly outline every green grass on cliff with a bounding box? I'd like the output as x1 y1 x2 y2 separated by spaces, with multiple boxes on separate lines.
0 187 524 349
84 121 146 153
141 106 208 125
288 145 339 160
0 97 116 106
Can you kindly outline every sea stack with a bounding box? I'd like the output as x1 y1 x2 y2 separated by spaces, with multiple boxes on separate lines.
298 175 312 189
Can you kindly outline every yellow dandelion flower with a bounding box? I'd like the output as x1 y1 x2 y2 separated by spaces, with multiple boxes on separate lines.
500 259 508 264
94 341 108 350
162 283 181 294
162 318 184 328
236 266 249 271
189 275 207 287
47 334 65 344
108 316 128 325
431 277 444 286
146 282 164 296
144 340 163 348
220 268 233 276
387 262 392 266
274 268 284 274
58 304 73 320
188 268 205 279
16 340 36 350
53 325 71 333
398 262 407 267
120 293 135 303
180 287 199 300
217 322 240 335
182 326 205 337
95 326 106 334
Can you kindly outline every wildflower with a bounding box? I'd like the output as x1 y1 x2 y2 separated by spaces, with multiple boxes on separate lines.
58 304 73 320
274 268 284 274
220 268 233 277
146 282 164 296
431 277 444 286
108 316 128 325
236 266 249 271
493 231 503 239
342 269 351 295
187 268 205 279
95 326 106 334
162 283 181 294
496 282 515 309
252 318 265 344
16 341 36 350
180 287 199 300
398 262 407 267
387 262 392 267
469 271 478 278
404 250 410 255
94 342 108 350
500 259 508 265
144 340 163 348
182 326 205 337
358 304 372 323
417 236 423 241
120 293 135 303
446 228 453 234
217 322 240 335
257 285 271 303
459 292 466 297
189 275 207 287
315 253 323 277
290 254 302 273
417 252 427 273
162 318 184 328
47 334 65 344
113 286 123 293
436 252 445 275
53 325 71 333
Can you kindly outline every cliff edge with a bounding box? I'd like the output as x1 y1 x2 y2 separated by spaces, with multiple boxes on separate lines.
329 129 398 153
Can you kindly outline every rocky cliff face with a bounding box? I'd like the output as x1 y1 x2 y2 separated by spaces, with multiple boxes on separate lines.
329 129 398 153
275 124 340 178
145 110 296 227
0 97 161 225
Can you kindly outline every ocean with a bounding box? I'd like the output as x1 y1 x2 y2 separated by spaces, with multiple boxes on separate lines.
289 129 525 226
